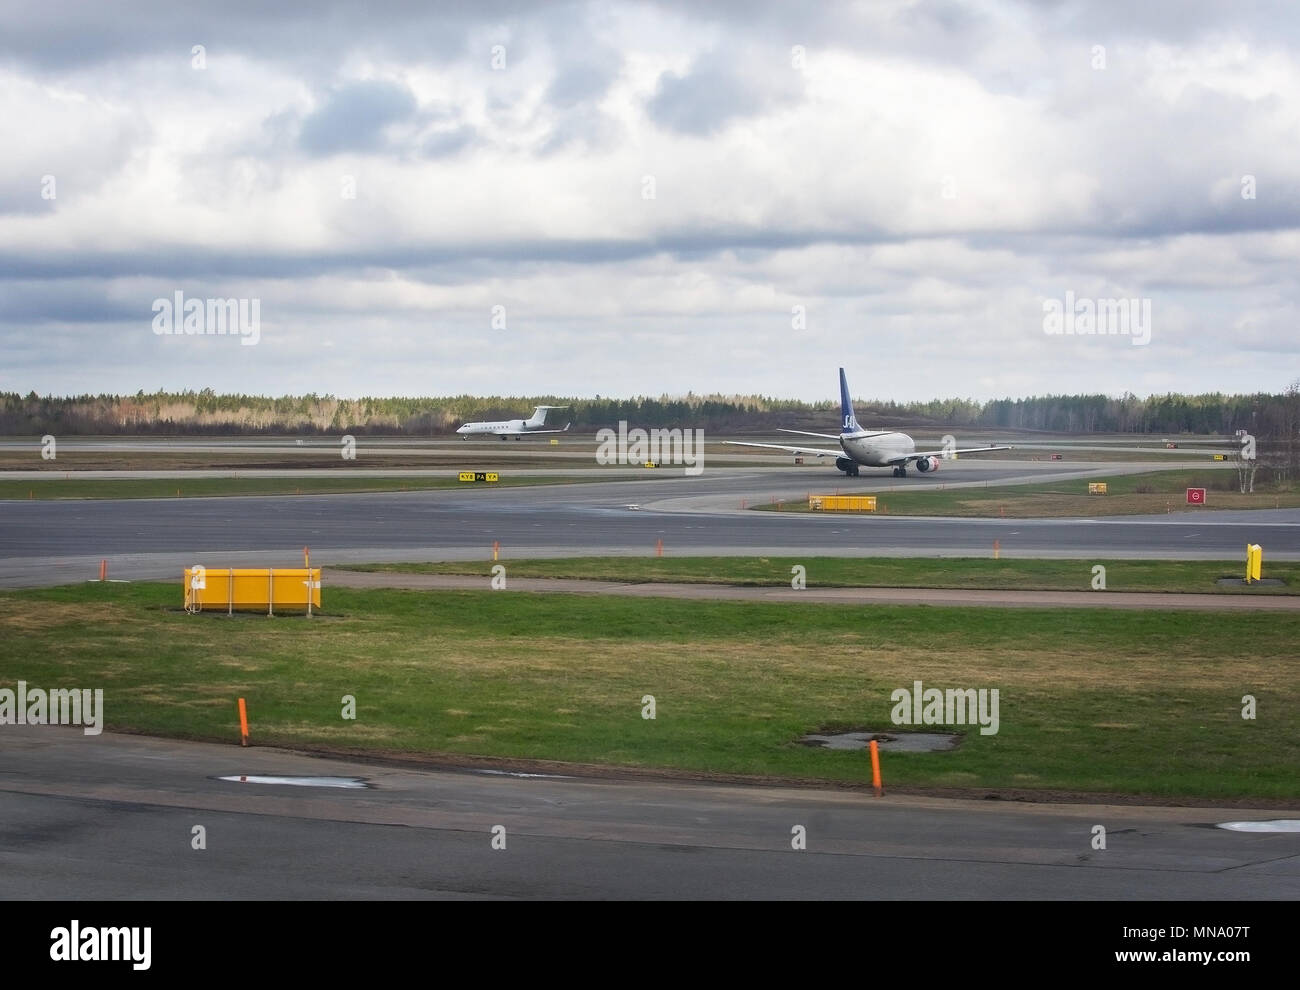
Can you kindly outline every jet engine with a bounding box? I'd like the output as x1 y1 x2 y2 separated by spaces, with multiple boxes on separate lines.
915 455 940 472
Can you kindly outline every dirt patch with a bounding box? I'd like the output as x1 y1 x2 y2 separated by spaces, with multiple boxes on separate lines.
798 729 960 752
119 732 1296 809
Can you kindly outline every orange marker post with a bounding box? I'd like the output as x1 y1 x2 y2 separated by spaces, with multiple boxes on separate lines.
99 559 107 582
655 538 663 557
238 698 249 747
869 739 883 797
492 540 500 561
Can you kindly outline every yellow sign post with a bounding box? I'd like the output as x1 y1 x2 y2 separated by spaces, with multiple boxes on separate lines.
1087 482 1108 495
1246 544 1262 583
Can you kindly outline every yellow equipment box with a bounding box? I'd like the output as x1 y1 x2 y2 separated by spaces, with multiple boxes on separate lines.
184 567 321 614
1088 482 1108 494
809 495 877 512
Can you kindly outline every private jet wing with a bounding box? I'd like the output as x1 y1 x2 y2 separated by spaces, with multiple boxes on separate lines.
526 423 572 435
886 444 1011 465
723 440 843 458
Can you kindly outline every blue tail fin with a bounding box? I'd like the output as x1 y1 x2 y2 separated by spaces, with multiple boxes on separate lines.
838 367 861 434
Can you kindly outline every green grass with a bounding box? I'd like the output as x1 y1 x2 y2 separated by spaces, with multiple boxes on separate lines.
754 469 1298 517
3 582 1297 800
0 475 590 500
338 556 1297 595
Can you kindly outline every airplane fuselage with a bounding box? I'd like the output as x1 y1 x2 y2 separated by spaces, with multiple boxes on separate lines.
840 431 915 467
457 419 530 437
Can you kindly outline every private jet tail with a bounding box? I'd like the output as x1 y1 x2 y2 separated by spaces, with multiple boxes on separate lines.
525 405 569 429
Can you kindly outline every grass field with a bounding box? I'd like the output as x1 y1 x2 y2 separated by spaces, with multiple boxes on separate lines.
754 469 1298 517
0 475 591 500
3 582 1296 801
338 555 1298 595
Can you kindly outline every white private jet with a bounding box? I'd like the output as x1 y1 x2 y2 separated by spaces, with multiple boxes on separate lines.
456 405 571 440
725 368 1010 476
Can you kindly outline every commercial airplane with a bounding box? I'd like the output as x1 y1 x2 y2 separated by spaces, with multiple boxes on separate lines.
456 405 571 440
725 369 1009 476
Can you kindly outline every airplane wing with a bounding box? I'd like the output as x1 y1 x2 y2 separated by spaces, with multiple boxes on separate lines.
779 428 893 440
777 429 844 440
724 440 843 459
886 444 1012 465
523 425 570 434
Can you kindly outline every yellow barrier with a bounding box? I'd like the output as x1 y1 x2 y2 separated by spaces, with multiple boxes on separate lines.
1246 544 1262 583
809 494 877 512
1088 482 1108 494
458 471 500 482
184 567 321 615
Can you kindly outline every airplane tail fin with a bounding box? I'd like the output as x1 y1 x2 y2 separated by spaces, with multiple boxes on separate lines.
838 368 862 434
526 405 569 429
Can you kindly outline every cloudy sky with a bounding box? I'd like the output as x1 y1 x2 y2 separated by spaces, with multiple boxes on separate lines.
2 0 1297 403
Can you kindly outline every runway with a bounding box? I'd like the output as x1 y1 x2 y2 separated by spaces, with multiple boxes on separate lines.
1 461 1296 587
4 461 1297 904
3 727 1295 900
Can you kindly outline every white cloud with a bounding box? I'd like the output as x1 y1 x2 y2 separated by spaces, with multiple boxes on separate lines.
1 0 1298 402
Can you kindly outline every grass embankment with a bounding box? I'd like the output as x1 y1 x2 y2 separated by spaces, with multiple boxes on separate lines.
0 475 589 500
3 582 1295 800
338 556 1297 595
754 469 1298 517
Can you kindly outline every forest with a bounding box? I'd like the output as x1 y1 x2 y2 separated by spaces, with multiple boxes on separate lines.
3 384 1296 441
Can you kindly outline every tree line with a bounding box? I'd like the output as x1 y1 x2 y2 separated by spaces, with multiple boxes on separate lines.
2 385 1296 448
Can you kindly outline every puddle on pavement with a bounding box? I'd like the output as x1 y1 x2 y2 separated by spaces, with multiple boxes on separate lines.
217 775 370 789
798 731 959 752
1216 820 1300 833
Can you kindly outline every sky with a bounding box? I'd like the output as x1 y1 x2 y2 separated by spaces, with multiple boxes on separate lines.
2 0 1298 403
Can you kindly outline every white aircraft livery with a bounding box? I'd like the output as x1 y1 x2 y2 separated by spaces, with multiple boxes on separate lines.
456 405 571 440
725 368 1010 477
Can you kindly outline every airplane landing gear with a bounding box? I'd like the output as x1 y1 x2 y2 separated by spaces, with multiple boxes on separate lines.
835 457 859 477
892 465 908 477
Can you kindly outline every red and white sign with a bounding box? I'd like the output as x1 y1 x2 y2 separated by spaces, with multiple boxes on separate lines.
1186 488 1206 505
